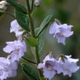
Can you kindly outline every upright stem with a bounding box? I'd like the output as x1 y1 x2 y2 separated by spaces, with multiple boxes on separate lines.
26 0 43 79
26 0 35 37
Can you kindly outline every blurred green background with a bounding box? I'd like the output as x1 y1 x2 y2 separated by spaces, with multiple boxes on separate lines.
0 0 80 80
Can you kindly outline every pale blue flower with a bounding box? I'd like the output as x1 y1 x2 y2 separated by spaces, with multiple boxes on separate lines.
49 22 73 45
0 57 18 80
10 20 24 38
38 54 57 80
56 55 79 77
3 40 27 62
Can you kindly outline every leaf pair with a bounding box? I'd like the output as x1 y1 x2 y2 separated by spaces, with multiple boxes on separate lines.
25 14 53 56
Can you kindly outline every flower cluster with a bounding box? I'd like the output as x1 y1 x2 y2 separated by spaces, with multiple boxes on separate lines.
0 19 27 80
38 53 79 80
0 0 79 80
49 21 73 45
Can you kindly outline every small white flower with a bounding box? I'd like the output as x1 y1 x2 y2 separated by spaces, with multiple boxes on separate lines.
0 57 18 80
49 21 73 45
34 0 41 6
3 40 27 62
38 53 57 80
0 1 8 12
56 55 79 77
10 20 24 38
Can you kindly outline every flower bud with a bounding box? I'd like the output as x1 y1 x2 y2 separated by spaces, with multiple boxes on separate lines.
0 0 8 12
34 0 41 6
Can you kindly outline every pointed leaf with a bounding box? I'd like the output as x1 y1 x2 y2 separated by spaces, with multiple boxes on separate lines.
35 14 53 37
38 35 45 56
35 28 45 56
25 37 38 47
6 0 27 14
21 63 39 80
15 9 30 32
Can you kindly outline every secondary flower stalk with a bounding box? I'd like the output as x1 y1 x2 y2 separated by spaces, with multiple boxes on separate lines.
38 53 79 80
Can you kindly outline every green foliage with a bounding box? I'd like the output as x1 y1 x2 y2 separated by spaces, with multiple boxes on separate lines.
56 9 70 23
21 63 39 80
31 47 35 55
25 37 38 47
30 33 45 56
38 35 45 56
32 28 45 55
6 0 27 14
14 9 30 32
35 14 53 37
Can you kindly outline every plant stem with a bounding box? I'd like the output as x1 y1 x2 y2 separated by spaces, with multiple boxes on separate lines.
26 0 35 37
26 0 43 79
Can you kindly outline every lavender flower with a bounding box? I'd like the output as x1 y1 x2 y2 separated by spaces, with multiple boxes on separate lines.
8 61 18 78
10 20 24 38
3 40 27 62
0 57 18 80
49 22 73 45
56 55 79 77
38 53 57 80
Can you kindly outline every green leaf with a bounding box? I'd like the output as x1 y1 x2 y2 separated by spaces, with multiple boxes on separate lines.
15 9 30 32
25 37 38 47
31 47 35 55
35 28 45 56
21 63 39 80
35 14 53 37
38 34 45 56
6 0 27 14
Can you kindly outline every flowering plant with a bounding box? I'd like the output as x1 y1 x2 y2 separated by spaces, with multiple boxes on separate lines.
0 0 79 80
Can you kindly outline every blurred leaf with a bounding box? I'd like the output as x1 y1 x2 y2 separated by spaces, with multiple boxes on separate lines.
21 63 39 80
53 9 70 23
6 0 27 14
15 9 30 32
35 14 53 37
25 37 38 47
